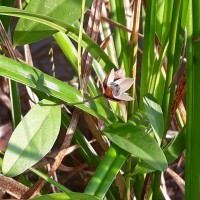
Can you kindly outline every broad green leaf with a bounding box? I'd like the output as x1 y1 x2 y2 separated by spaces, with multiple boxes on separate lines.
0 55 117 124
103 123 167 171
14 0 93 44
85 144 128 199
143 93 164 145
2 99 61 177
164 126 186 164
31 193 100 200
0 6 116 71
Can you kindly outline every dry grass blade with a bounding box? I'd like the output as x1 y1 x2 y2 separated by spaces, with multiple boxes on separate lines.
141 173 153 200
170 70 186 122
87 9 144 39
166 167 185 194
83 112 109 151
0 174 28 199
82 0 102 91
0 21 18 60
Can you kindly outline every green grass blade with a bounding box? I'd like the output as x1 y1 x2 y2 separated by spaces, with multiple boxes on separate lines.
77 0 85 93
84 144 128 199
30 167 72 193
160 0 174 44
31 193 100 200
9 80 21 128
109 0 122 67
0 55 118 124
164 126 186 164
185 0 200 198
140 0 157 109
162 0 182 129
114 0 130 75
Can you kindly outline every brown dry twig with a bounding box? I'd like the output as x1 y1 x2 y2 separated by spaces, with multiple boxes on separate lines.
141 173 153 200
82 0 102 92
166 167 185 194
0 174 28 199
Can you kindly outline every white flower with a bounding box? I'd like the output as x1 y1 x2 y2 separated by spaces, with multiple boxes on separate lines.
103 69 134 101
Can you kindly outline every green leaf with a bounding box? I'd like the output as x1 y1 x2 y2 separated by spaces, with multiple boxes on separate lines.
143 93 164 145
128 111 150 130
131 162 156 175
0 0 14 31
30 167 71 193
2 99 61 177
31 193 100 200
164 126 186 164
0 6 116 71
14 0 93 44
0 55 117 124
85 144 128 199
103 123 167 171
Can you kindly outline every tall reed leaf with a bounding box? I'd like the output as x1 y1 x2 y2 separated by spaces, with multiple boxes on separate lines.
185 0 200 198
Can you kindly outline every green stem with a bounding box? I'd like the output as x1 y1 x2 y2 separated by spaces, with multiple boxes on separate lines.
77 0 85 95
152 171 161 200
9 80 21 128
125 155 132 200
185 0 200 199
30 167 71 193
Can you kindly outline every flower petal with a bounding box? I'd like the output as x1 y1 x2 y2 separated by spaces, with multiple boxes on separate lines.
107 69 115 86
114 68 125 79
114 78 134 92
113 93 134 101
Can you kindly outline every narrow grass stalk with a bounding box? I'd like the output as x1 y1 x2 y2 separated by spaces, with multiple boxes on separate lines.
140 0 156 109
9 80 21 128
78 0 86 96
185 0 200 199
114 0 130 75
160 0 174 45
109 0 123 67
126 1 141 199
100 3 119 68
129 0 141 115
